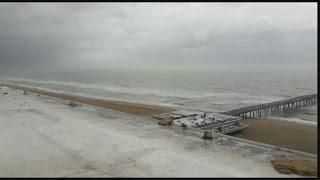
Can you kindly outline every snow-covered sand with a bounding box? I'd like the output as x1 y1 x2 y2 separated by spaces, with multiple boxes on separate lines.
0 86 300 177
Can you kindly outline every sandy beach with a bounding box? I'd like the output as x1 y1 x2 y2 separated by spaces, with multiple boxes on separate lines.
1 85 300 177
1 83 317 155
233 119 317 154
0 3 317 177
1 83 172 117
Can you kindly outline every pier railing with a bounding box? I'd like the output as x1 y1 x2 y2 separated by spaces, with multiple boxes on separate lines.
223 94 317 118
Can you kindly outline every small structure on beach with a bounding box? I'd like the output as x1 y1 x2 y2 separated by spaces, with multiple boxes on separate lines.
67 101 78 108
153 109 249 135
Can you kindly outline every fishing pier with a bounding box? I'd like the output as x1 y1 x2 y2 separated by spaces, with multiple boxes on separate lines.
223 94 317 118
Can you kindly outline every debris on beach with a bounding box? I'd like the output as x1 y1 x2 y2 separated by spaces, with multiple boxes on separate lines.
153 110 249 135
158 119 174 126
271 158 317 176
23 91 28 95
3 92 8 95
202 130 213 140
67 101 78 108
152 114 164 120
304 111 317 115
181 123 187 130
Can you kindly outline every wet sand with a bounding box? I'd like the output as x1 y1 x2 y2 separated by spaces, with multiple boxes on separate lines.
233 119 317 154
1 83 172 116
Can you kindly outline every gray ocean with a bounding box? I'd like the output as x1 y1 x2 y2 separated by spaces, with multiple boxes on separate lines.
0 68 317 124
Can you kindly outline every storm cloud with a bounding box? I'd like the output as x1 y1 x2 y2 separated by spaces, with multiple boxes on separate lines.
0 3 317 74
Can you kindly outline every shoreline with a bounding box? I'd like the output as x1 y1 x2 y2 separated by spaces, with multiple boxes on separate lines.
0 83 172 117
1 82 317 154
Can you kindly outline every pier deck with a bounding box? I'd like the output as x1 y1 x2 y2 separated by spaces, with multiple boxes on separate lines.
223 94 317 118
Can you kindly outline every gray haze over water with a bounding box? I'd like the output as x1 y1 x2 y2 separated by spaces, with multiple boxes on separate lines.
0 3 317 72
0 3 317 123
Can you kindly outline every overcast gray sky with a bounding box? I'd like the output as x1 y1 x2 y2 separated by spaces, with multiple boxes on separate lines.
0 3 317 73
